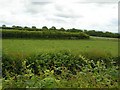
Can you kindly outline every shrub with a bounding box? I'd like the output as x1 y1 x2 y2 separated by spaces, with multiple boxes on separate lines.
2 30 90 39
2 51 118 88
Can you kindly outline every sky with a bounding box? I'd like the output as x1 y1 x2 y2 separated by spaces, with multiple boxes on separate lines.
0 0 119 33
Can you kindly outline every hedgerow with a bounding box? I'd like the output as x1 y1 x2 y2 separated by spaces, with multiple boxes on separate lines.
2 51 119 88
2 30 89 39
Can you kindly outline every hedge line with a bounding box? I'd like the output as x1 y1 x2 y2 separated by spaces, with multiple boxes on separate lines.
2 30 89 39
2 51 118 78
2 51 119 88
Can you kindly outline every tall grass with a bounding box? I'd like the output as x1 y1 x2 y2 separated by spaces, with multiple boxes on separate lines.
3 39 118 56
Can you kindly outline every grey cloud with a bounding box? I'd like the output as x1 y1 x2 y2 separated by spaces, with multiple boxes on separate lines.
56 13 83 19
55 5 63 12
24 3 46 14
76 0 119 3
32 0 119 3
0 20 13 26
95 3 117 7
0 0 118 33
25 1 53 14
54 4 83 19
26 8 39 14
32 0 54 2
110 19 118 26
47 17 66 23
31 2 52 5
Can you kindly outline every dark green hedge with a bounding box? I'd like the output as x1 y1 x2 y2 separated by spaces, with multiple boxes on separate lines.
2 30 89 39
84 30 120 38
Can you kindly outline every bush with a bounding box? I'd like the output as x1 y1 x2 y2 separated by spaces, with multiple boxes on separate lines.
2 30 89 39
2 51 118 88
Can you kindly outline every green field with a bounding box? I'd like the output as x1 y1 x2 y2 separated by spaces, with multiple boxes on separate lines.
2 37 119 88
0 79 1 90
2 37 118 56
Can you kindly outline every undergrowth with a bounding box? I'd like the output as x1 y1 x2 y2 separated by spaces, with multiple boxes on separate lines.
2 51 119 89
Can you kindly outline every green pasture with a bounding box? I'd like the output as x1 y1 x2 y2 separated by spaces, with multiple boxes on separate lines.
0 75 1 90
2 37 118 56
2 37 119 88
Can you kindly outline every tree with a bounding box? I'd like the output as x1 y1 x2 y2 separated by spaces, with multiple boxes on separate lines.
42 26 48 30
24 26 31 31
2 25 6 28
24 26 29 29
49 26 56 30
32 26 36 29
84 30 87 33
12 25 22 30
59 27 65 31
12 25 16 28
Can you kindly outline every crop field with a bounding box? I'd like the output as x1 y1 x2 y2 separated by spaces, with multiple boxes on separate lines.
2 37 118 56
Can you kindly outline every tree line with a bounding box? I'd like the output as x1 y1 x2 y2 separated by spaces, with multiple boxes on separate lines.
1 25 120 38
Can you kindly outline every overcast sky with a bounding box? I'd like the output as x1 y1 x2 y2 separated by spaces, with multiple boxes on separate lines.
0 0 119 33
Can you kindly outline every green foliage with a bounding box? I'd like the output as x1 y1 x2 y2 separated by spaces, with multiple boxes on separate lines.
2 51 118 88
32 26 36 29
42 26 48 31
84 30 120 38
1 25 119 88
49 26 56 31
2 25 6 28
2 25 119 38
59 27 65 31
2 30 89 39
81 49 113 64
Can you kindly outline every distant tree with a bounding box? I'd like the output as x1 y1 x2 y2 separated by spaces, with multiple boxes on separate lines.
24 26 31 31
12 25 16 28
72 28 76 30
49 26 56 30
84 30 87 33
59 27 65 31
32 26 36 29
78 29 83 32
11 26 22 30
24 26 29 29
2 25 6 28
16 26 20 28
42 26 48 30
67 28 77 32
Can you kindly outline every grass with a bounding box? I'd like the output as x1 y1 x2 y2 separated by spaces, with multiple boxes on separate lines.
2 37 118 56
2 37 119 88
0 79 2 90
